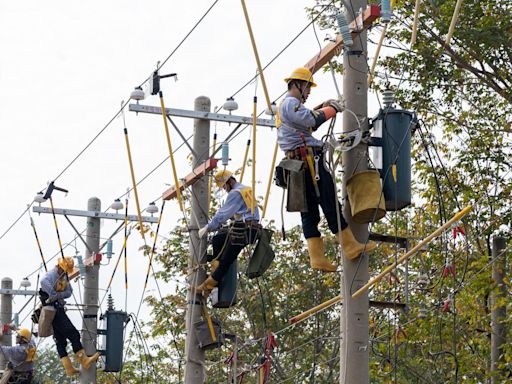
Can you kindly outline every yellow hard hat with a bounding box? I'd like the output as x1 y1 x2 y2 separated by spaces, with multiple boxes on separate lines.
214 170 234 188
57 256 74 273
16 328 32 342
284 67 317 87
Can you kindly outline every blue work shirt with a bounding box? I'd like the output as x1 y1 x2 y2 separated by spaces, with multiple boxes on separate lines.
0 341 36 372
40 267 72 304
207 182 260 231
277 94 324 151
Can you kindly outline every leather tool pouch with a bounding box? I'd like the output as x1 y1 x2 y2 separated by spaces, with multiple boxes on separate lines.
276 158 307 212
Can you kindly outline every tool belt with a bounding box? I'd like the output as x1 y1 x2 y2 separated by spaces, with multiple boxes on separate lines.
228 221 260 246
9 371 33 384
285 145 323 159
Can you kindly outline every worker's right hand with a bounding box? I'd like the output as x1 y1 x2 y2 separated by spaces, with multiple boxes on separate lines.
198 225 209 238
323 99 344 113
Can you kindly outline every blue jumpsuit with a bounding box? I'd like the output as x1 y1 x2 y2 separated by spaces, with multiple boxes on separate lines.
40 267 83 358
277 94 348 238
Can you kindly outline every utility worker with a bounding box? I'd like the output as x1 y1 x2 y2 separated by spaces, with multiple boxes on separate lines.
277 67 376 271
0 327 36 383
39 257 100 377
196 170 260 294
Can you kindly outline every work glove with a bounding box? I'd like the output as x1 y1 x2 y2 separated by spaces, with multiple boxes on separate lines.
198 225 209 238
323 99 344 113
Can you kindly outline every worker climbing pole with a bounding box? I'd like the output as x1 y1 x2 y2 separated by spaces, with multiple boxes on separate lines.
274 66 376 273
38 257 100 377
0 327 36 384
196 169 261 296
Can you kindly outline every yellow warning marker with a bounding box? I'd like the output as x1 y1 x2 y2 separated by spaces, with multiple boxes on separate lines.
159 91 184 213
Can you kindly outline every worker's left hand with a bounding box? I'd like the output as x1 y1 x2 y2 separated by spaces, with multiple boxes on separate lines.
198 225 209 238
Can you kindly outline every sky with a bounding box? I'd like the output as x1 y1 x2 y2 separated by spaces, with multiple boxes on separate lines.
0 0 384 354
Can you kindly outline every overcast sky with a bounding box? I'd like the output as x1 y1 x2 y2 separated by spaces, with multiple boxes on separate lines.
0 0 383 352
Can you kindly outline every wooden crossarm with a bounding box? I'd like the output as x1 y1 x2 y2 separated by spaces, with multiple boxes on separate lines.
304 5 381 74
162 158 218 201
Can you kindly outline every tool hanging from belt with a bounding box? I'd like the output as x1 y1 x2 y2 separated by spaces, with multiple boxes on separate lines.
300 133 321 198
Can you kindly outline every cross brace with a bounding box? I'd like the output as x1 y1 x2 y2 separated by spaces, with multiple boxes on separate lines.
129 104 276 128
163 158 218 200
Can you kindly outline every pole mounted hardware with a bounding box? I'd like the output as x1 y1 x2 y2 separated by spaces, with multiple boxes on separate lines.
43 181 69 200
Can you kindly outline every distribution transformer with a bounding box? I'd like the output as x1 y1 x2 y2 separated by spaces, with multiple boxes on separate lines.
98 298 128 372
369 96 417 211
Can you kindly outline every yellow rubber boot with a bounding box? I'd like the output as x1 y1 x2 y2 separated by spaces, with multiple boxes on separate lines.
75 349 100 369
195 276 218 296
338 227 376 260
306 237 337 272
61 356 80 377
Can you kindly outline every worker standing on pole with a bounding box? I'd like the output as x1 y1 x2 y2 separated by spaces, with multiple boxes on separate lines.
39 257 100 377
276 67 376 271
196 170 260 294
0 327 36 384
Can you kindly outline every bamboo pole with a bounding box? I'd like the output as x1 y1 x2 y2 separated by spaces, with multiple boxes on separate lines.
368 24 387 87
289 295 343 324
445 0 464 46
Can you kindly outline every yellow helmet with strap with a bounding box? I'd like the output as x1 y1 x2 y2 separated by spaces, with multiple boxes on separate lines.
16 328 32 343
284 67 317 87
214 169 234 188
57 256 74 273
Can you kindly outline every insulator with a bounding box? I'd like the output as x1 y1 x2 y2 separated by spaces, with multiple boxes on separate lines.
106 239 113 260
76 255 85 277
130 87 145 101
34 192 47 204
336 12 353 47
382 89 395 108
107 294 115 311
20 278 31 288
381 0 392 24
223 97 238 113
265 102 277 116
146 202 158 215
221 142 229 166
111 198 124 211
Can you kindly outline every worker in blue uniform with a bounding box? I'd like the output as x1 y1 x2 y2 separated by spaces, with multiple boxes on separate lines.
196 170 260 294
276 67 376 271
39 257 100 377
0 328 36 383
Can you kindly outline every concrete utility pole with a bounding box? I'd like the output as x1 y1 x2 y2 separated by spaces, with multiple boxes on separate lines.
341 0 370 382
0 278 13 370
81 197 101 384
491 236 507 384
184 96 211 383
